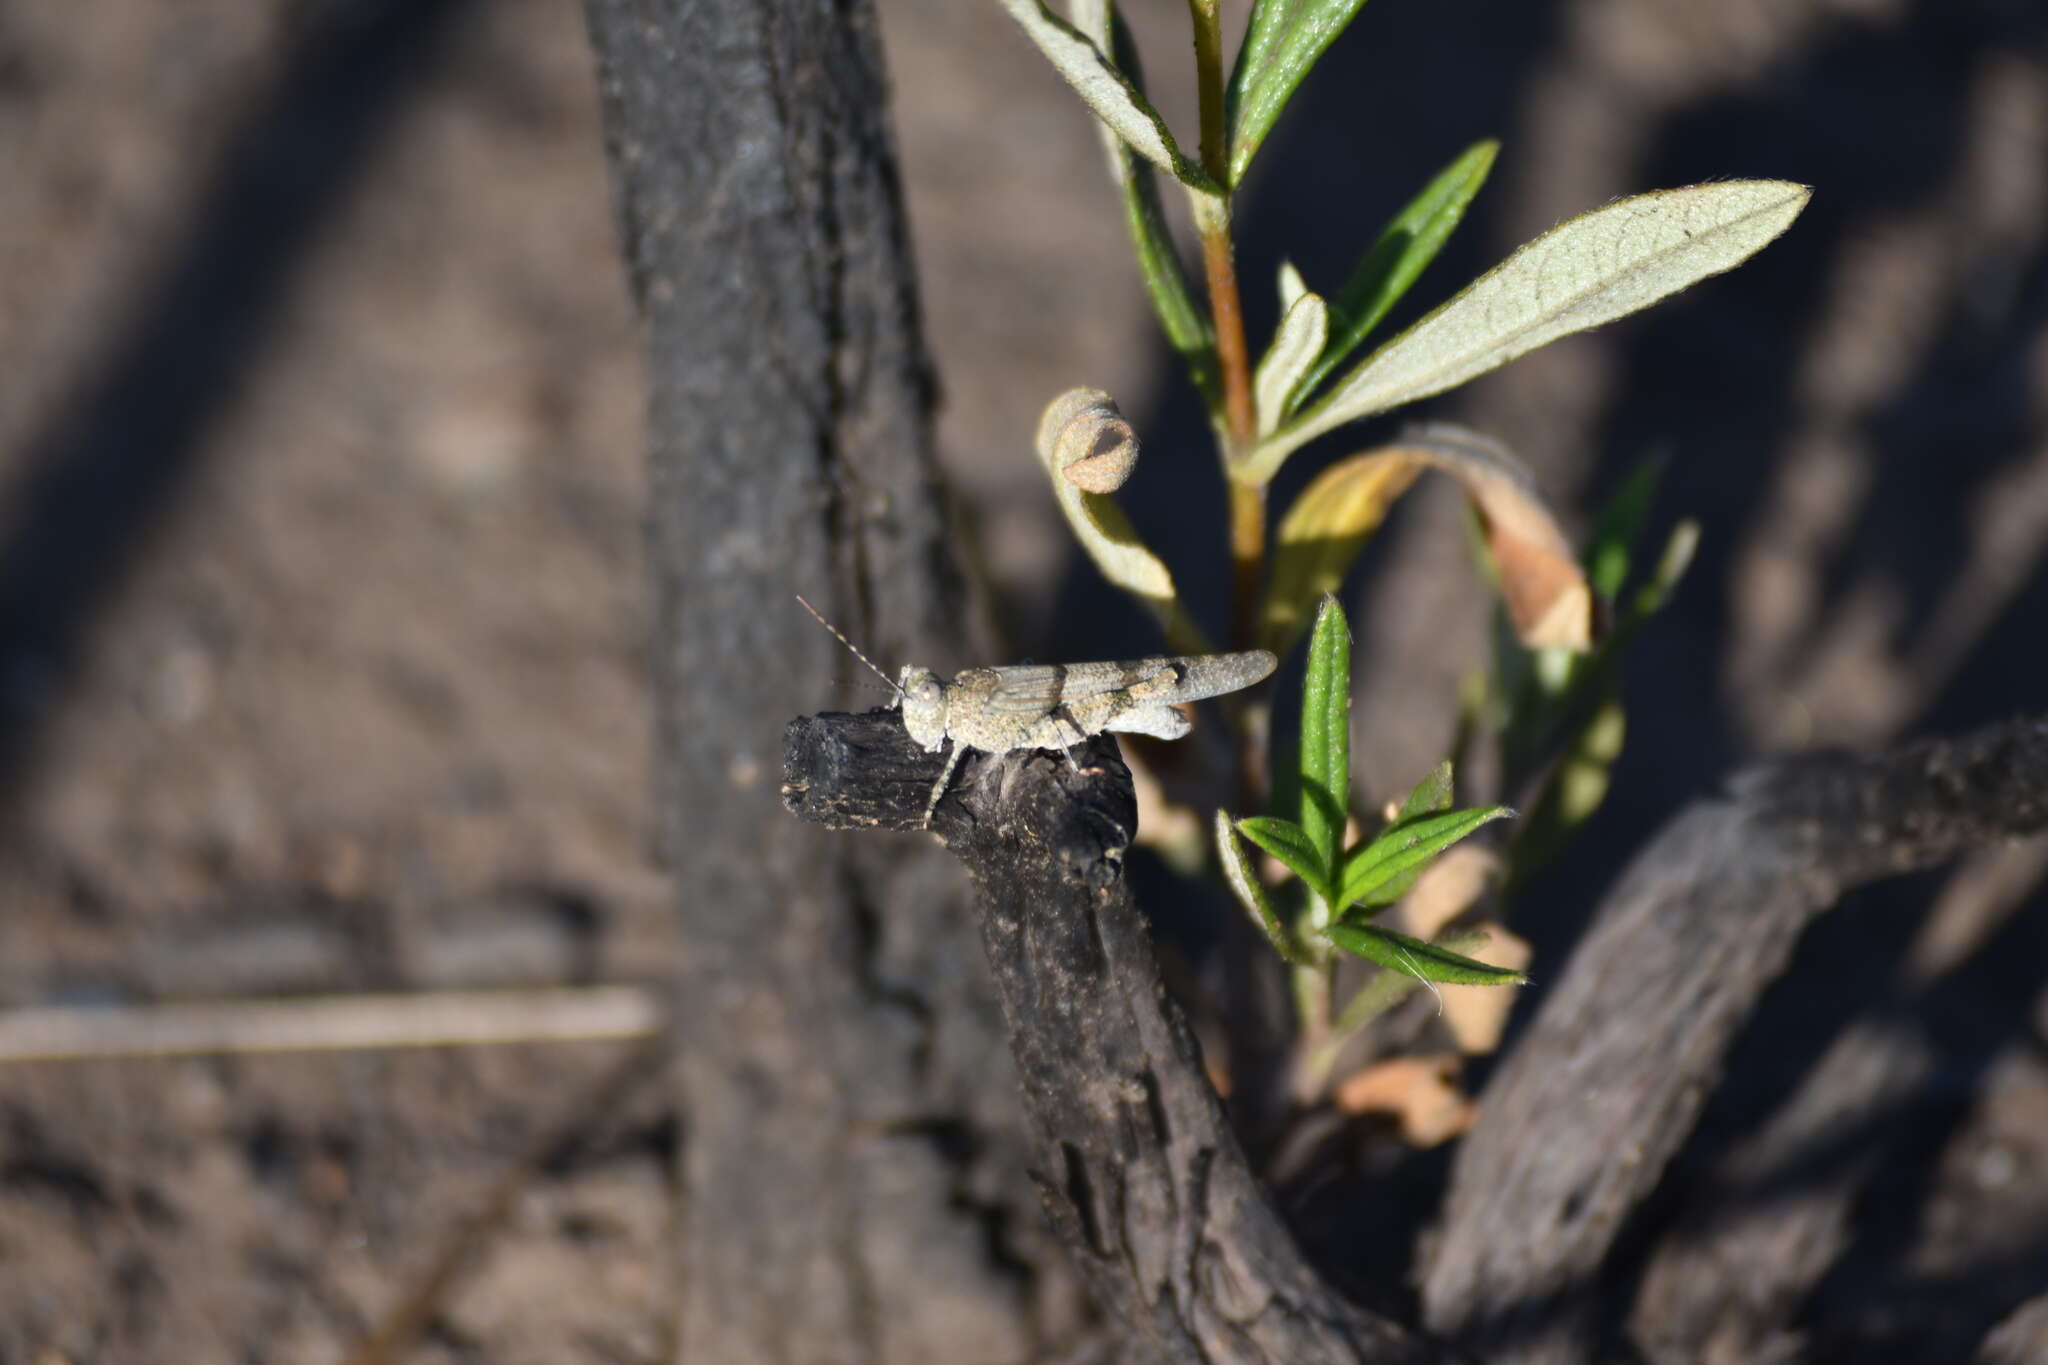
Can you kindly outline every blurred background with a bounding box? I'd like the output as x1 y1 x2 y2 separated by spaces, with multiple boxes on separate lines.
1 0 2043 1359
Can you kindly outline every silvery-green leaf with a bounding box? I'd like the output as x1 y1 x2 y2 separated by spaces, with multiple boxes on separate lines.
1278 260 1309 311
997 0 1217 191
1246 181 1812 481
1226 0 1374 186
1293 139 1496 413
1071 0 1220 412
1255 288 1329 436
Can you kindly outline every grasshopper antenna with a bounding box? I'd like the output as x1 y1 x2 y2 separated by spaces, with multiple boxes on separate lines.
796 596 901 699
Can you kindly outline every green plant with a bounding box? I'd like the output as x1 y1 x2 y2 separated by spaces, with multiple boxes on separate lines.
999 0 1805 1095
1217 596 1520 1087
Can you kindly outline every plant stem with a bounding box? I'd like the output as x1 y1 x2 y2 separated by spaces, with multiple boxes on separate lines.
1184 0 1226 182
1198 209 1257 451
1196 195 1262 647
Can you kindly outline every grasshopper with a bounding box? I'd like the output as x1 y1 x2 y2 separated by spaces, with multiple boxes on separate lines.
799 598 1276 825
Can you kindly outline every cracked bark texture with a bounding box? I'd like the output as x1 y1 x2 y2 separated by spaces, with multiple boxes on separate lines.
1422 715 2048 1365
784 711 1447 1365
582 2 1076 1360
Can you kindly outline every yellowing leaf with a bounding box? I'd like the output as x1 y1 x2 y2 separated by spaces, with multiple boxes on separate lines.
1036 389 1211 655
1260 425 1592 656
1261 451 1420 654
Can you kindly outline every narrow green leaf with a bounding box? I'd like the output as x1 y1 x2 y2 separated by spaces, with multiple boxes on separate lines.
1075 1 1221 412
1255 289 1330 436
1216 811 1316 966
1299 595 1352 885
1633 518 1699 622
1337 804 1511 913
998 0 1218 191
1508 699 1624 888
1322 920 1526 985
1395 759 1455 820
1237 815 1330 900
1582 452 1666 601
1326 927 1492 1039
1245 181 1812 483
1347 761 1458 910
1225 0 1375 186
1291 139 1497 413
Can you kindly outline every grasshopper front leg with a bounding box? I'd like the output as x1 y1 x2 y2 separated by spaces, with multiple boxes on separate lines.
923 741 968 829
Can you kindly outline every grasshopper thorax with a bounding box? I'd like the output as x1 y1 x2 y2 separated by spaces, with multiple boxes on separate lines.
897 666 948 750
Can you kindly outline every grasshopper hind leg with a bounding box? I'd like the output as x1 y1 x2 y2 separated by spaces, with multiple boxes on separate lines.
1105 702 1193 741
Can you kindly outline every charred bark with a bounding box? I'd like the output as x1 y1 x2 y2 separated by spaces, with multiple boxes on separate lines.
583 2 1070 1359
785 711 1447 1365
1422 715 2048 1365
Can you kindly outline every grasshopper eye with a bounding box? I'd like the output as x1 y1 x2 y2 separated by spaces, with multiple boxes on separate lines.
908 678 942 706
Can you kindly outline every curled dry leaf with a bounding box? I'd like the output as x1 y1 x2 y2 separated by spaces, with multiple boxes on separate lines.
1262 423 1593 656
1050 390 1141 492
1332 1053 1476 1147
1036 389 1211 655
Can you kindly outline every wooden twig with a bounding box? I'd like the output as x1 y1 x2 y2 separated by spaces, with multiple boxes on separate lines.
1422 715 2048 1365
0 985 662 1062
786 710 1447 1365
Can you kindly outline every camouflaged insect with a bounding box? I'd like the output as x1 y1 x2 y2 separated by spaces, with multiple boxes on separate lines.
800 599 1276 824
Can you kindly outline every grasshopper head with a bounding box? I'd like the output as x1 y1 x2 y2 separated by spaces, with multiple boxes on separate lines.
897 666 947 750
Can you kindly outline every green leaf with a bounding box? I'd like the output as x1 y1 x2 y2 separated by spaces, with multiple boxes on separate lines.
1291 139 1497 413
999 0 1218 192
1322 920 1526 985
1254 288 1330 436
1326 927 1492 1038
1075 2 1221 413
1395 759 1455 820
1337 804 1511 913
1245 181 1812 482
1299 595 1352 885
1236 815 1330 901
1508 699 1624 888
1581 451 1666 601
1632 517 1699 623
1225 0 1375 186
1216 811 1316 966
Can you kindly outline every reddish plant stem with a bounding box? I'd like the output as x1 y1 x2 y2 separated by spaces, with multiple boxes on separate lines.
1202 222 1264 653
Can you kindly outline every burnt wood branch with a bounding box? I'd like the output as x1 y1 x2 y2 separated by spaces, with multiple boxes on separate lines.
585 0 1067 1358
785 709 1448 1365
1422 715 2048 1365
